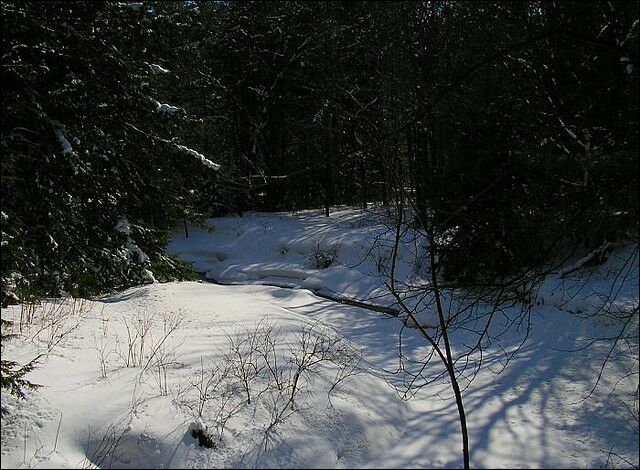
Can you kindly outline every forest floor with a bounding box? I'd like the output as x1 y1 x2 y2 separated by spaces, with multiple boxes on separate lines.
1 207 638 468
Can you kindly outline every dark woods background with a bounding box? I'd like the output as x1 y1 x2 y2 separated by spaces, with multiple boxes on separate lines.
2 1 638 299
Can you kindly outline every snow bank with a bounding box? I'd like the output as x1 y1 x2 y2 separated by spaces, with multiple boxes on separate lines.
168 208 638 326
168 208 409 309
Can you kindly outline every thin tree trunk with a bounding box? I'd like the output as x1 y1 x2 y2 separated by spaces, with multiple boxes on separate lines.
387 202 471 469
428 227 470 469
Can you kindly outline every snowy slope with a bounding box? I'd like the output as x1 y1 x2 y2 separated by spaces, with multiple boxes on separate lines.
1 208 638 468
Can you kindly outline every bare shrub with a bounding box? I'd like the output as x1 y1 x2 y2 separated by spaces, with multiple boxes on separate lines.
116 311 154 368
191 356 229 419
80 421 129 469
114 310 183 371
94 335 114 380
22 297 92 352
262 321 361 439
223 321 267 405
177 319 362 450
312 242 337 269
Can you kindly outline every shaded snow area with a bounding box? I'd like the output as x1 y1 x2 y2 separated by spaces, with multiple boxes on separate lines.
1 209 638 468
169 208 433 321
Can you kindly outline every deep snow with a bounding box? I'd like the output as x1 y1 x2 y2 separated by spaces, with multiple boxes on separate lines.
1 208 638 468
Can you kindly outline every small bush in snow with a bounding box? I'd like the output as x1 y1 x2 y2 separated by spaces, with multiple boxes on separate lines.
175 319 362 448
313 244 337 269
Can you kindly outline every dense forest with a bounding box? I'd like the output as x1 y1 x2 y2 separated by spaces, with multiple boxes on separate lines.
2 0 638 298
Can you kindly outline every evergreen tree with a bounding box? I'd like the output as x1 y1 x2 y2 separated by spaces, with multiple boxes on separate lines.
1 1 219 300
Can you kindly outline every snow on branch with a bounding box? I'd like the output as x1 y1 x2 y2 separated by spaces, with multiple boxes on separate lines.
176 144 220 171
123 122 220 171
53 128 73 155
558 117 585 148
157 103 181 114
115 217 131 235
118 2 143 9
149 97 182 114
148 63 170 75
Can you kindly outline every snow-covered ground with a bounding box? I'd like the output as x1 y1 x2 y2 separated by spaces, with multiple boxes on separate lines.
2 208 638 468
